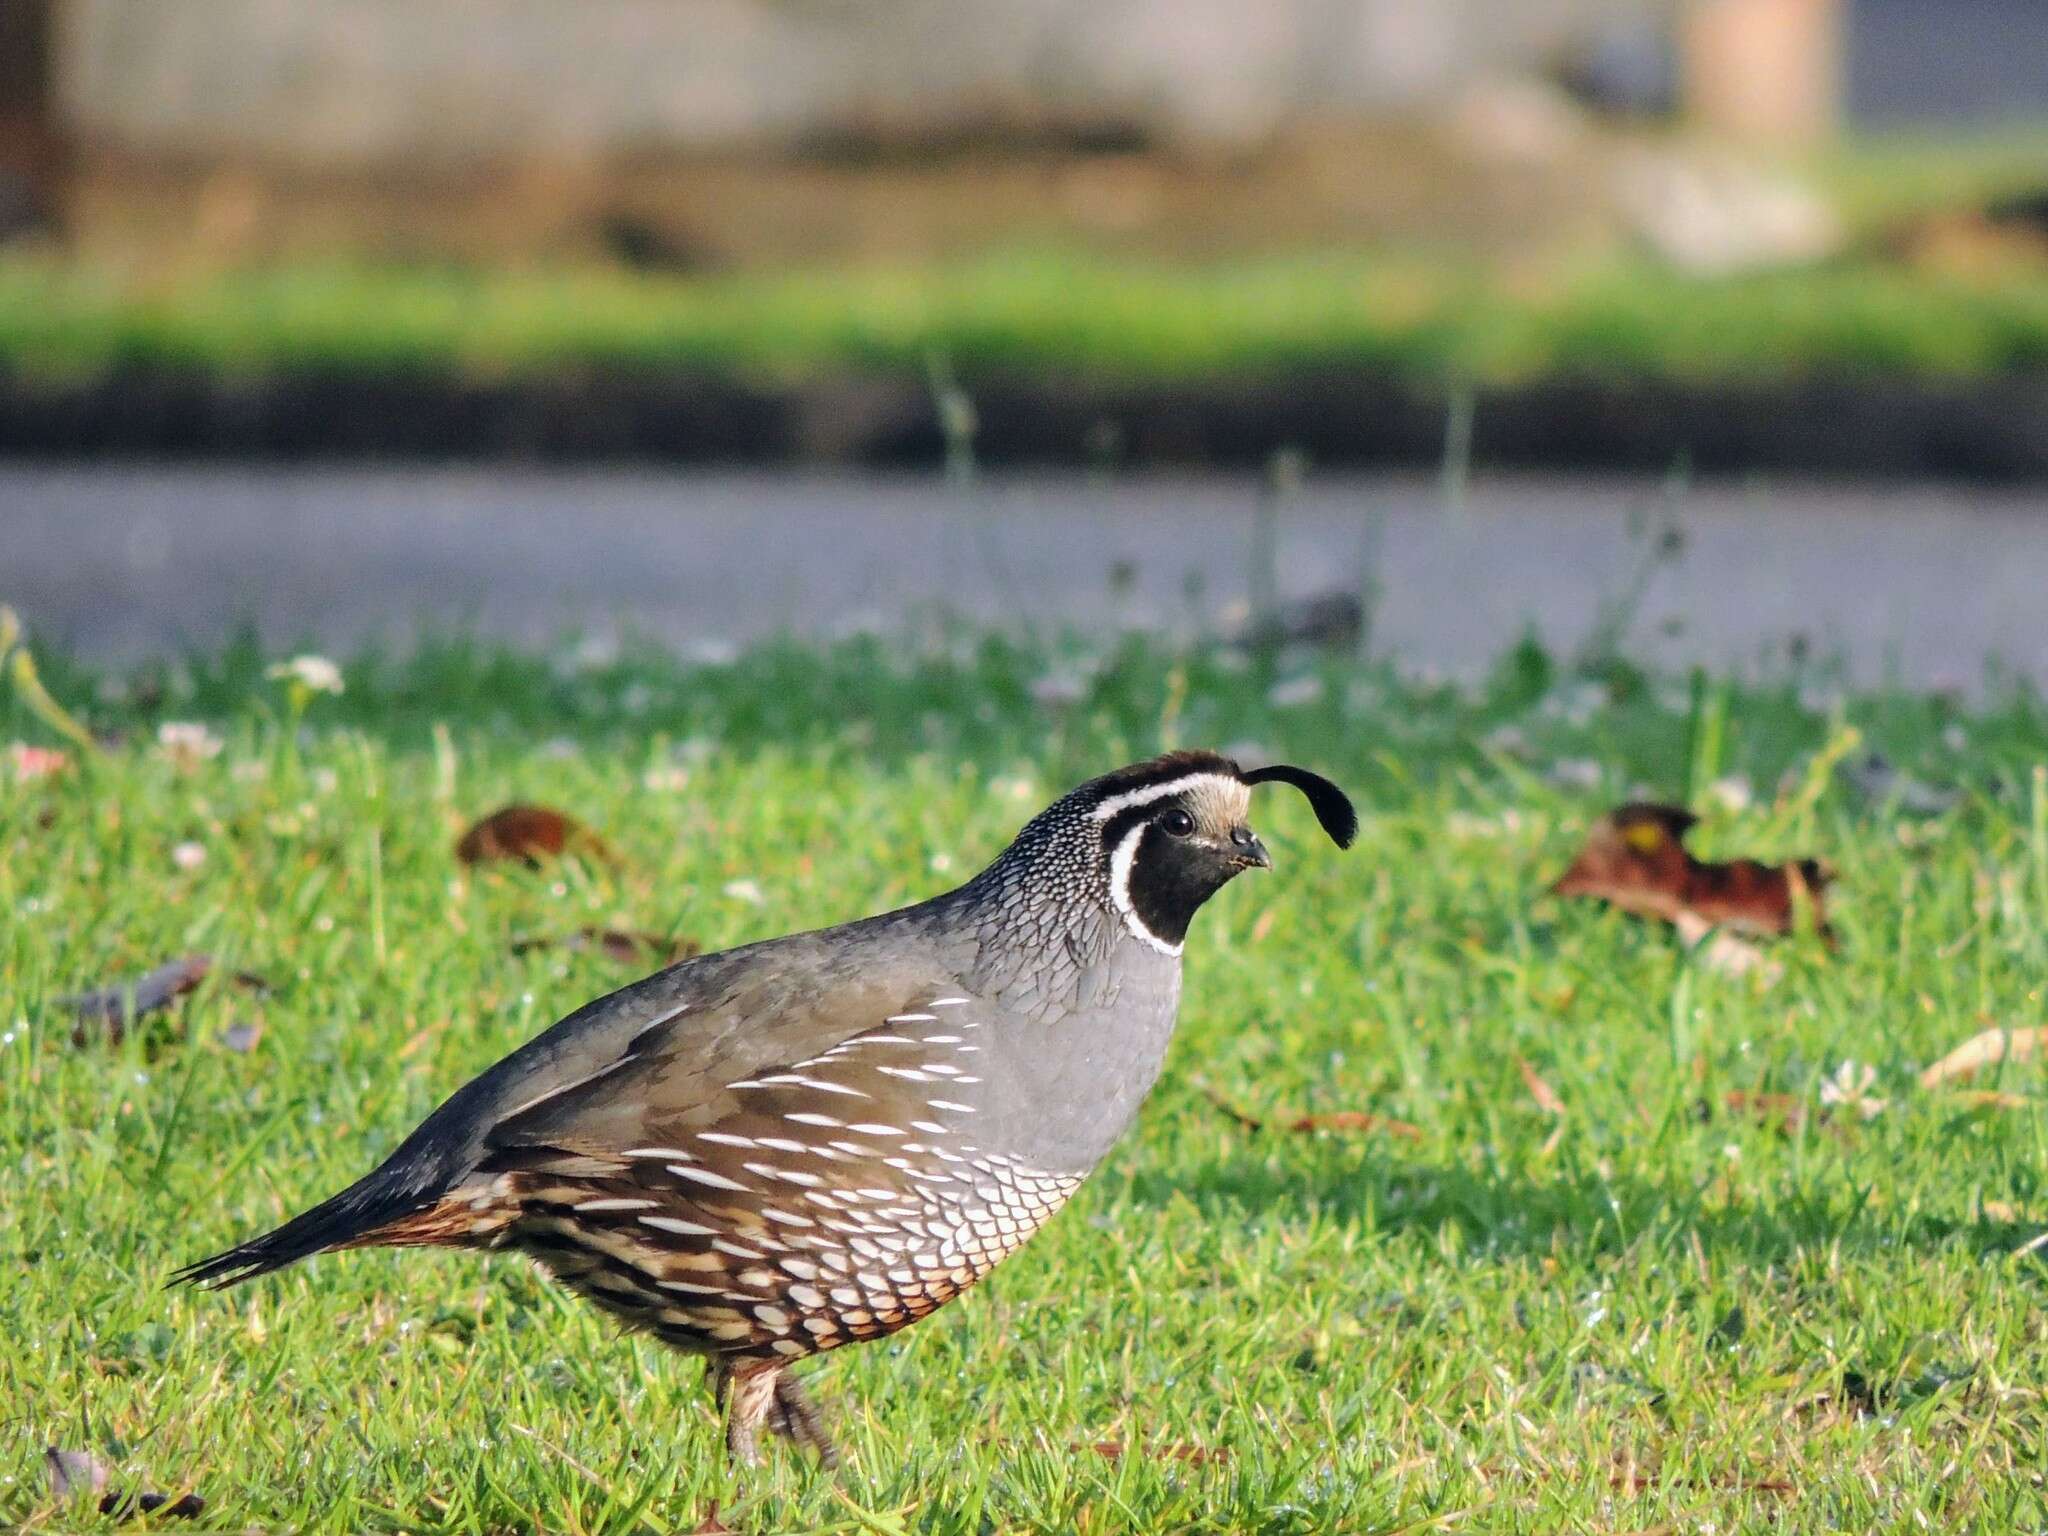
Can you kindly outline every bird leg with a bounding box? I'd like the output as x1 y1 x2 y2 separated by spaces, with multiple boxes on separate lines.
769 1372 839 1468
713 1358 778 1466
711 1358 837 1467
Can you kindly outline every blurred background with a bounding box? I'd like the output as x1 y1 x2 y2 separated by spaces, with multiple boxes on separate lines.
2 0 2046 685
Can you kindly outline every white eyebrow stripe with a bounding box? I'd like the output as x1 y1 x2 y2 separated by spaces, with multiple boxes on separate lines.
1087 772 1241 821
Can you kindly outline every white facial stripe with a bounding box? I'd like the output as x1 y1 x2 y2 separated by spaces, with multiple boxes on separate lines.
1087 772 1243 822
1107 821 1184 958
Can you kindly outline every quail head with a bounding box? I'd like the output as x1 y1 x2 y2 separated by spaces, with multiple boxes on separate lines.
177 751 1356 1467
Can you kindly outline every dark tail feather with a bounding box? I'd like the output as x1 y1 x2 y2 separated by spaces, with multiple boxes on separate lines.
170 1172 436 1290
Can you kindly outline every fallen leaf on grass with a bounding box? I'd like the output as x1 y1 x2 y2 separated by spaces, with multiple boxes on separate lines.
57 955 227 1044
58 955 269 1046
1552 803 1832 944
1198 1083 1422 1141
455 805 615 866
1516 1056 1565 1115
45 1448 205 1520
1918 1026 2048 1089
1088 1439 1233 1467
509 929 702 966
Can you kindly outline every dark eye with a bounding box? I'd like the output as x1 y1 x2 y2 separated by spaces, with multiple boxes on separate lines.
1159 808 1195 837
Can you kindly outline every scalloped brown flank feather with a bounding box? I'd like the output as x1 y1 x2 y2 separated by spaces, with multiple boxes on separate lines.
174 752 1355 1467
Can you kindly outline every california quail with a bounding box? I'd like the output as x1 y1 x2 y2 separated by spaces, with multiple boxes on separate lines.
176 751 1356 1466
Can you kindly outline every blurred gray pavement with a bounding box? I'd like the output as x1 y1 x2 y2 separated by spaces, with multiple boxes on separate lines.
4 463 2046 689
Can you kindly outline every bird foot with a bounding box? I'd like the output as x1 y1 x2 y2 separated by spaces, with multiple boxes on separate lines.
714 1360 838 1468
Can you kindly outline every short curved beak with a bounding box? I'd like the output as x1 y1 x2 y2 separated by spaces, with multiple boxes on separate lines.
1229 826 1272 870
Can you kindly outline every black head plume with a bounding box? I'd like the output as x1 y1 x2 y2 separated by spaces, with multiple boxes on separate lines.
1240 764 1358 848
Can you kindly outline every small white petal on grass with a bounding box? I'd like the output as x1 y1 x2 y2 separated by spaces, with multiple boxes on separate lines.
1706 774 1753 812
1818 1060 1887 1120
723 879 765 906
156 721 223 768
171 841 207 871
266 655 344 694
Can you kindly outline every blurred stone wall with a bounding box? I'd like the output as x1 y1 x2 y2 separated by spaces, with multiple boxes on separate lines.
56 0 1660 161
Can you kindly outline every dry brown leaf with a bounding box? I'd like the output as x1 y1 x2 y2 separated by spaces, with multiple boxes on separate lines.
1552 803 1831 944
455 804 615 866
1918 1026 2048 1089
1199 1083 1422 1141
1516 1055 1565 1115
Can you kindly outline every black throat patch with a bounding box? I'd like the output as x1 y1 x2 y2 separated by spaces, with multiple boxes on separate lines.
1121 822 1239 947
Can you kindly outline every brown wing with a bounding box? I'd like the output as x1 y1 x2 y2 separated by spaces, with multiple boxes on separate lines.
468 985 1080 1360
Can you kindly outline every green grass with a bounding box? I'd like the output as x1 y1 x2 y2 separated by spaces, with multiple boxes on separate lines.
6 630 2048 1531
4 244 2048 391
